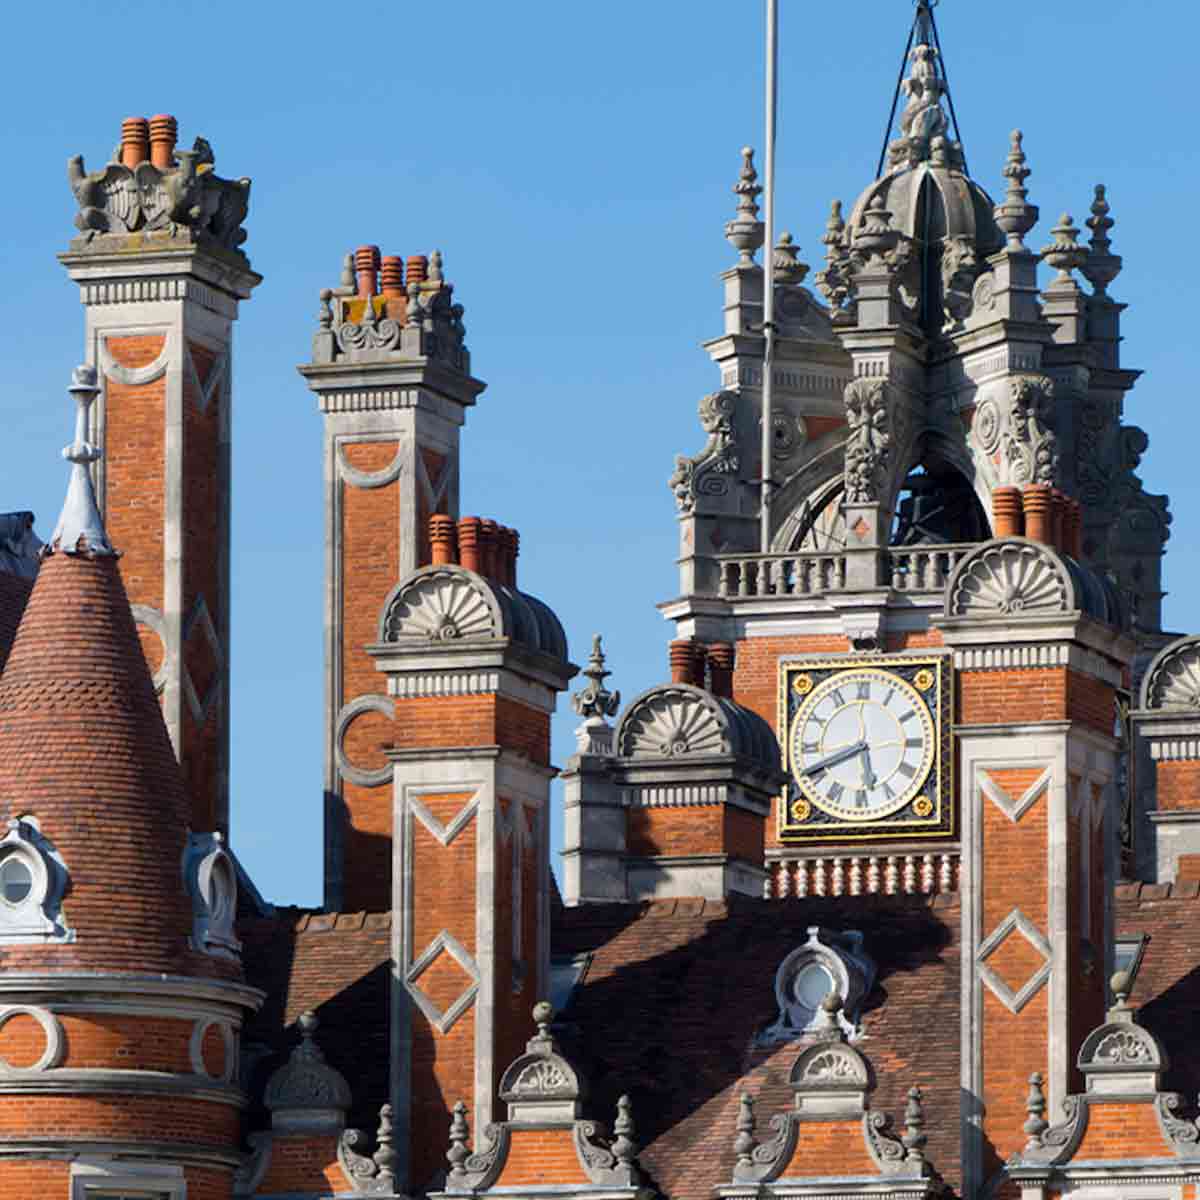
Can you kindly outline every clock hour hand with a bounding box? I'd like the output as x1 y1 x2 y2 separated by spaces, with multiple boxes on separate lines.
800 740 868 777
858 745 877 791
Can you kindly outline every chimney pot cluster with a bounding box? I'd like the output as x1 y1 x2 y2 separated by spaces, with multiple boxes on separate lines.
121 114 178 169
668 638 736 698
428 515 520 587
993 485 1085 558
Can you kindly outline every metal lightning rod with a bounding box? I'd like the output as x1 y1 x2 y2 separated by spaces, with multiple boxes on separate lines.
760 0 779 553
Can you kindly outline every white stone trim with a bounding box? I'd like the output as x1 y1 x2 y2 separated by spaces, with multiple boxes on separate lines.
405 930 480 1035
980 766 1052 824
71 1158 186 1200
333 693 396 788
189 1018 236 1084
976 908 1052 1014
0 1005 63 1072
1149 739 1200 762
408 788 480 848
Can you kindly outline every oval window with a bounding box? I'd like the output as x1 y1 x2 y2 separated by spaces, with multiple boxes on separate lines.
793 961 835 1010
0 856 33 907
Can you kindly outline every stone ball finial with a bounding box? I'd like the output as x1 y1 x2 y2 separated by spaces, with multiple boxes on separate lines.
532 1000 554 1030
299 1010 319 1037
1111 970 1133 1003
821 990 843 1014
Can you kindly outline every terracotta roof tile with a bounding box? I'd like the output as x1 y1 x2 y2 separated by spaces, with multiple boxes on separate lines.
553 893 962 1200
1118 889 1200 1098
241 908 392 1133
0 551 231 978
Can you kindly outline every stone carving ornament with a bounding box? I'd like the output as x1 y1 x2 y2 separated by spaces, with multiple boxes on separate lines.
338 1104 400 1195
940 234 979 330
732 1095 799 1184
1139 635 1200 711
1005 374 1058 486
615 686 728 760
843 379 892 504
945 538 1073 619
68 138 249 251
264 1011 352 1132
669 390 740 513
381 567 501 643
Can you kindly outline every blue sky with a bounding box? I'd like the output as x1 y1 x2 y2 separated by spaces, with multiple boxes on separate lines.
2 2 1198 906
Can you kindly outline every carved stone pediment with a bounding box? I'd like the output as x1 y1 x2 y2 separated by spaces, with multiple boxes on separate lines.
616 685 729 759
1141 635 1200 711
263 1012 352 1133
380 566 502 643
944 537 1075 619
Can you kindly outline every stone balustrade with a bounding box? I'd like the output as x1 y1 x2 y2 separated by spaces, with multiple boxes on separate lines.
764 850 960 899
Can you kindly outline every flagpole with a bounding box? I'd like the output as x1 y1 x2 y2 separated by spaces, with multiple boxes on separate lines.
760 0 779 553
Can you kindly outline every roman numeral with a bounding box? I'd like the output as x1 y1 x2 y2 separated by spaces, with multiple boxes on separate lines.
900 710 918 724
905 737 923 749
855 790 869 809
897 762 917 779
830 688 846 707
827 782 844 803
882 688 894 707
856 681 871 700
880 781 895 801
802 741 819 754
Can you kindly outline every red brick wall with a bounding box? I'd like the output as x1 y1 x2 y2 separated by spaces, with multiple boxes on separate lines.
391 695 550 764
257 1134 347 1195
1156 761 1200 812
495 1128 588 1186
780 1119 877 1177
180 341 223 833
1070 1101 1173 1160
0 1162 68 1198
410 791 478 1191
0 1095 239 1142
980 768 1048 1178
339 439 401 912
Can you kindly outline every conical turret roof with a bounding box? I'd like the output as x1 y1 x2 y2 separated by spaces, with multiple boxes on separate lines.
0 368 235 978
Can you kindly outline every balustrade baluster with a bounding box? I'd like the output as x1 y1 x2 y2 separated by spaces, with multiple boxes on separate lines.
903 854 917 894
867 856 881 894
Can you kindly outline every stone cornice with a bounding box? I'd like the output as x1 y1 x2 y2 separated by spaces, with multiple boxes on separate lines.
0 972 264 1017
298 356 485 408
59 241 260 300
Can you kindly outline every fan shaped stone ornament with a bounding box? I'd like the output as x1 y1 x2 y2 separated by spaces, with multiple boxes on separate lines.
616 686 729 760
381 566 502 643
1141 635 1200 711
499 1001 582 1121
1075 972 1165 1094
264 1011 353 1133
944 538 1074 619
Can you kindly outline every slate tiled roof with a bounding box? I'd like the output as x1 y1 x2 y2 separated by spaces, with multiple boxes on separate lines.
1117 881 1200 1098
240 908 392 1134
0 572 31 675
552 893 962 1200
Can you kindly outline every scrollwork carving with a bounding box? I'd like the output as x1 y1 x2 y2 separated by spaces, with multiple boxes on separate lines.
1156 1093 1200 1149
668 390 740 513
381 568 500 643
1005 374 1058 486
941 235 979 330
615 686 728 760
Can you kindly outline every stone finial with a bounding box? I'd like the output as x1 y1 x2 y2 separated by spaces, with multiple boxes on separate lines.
429 249 445 285
773 232 809 285
49 365 115 558
447 1100 471 1183
725 146 765 265
572 635 621 723
902 1086 927 1165
1023 1072 1048 1149
815 200 853 313
1041 213 1087 284
318 288 333 331
810 991 845 1042
339 252 356 293
531 1000 554 1046
612 1095 637 1171
994 130 1039 250
734 1094 757 1168
1081 184 1123 296
373 1104 396 1183
854 195 900 264
1109 969 1133 1017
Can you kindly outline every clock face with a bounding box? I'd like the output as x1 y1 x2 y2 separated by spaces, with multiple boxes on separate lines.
789 669 935 820
778 655 953 843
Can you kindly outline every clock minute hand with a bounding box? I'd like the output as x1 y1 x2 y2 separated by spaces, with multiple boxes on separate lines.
800 740 868 777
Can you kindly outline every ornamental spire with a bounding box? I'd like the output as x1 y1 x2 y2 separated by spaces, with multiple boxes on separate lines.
49 365 115 558
725 147 765 265
877 0 967 177
1081 184 1123 296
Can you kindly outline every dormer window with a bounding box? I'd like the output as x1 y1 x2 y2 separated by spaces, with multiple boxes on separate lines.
791 961 837 1020
0 818 73 944
183 831 241 959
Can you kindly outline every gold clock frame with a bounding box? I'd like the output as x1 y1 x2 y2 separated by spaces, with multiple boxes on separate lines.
777 652 955 844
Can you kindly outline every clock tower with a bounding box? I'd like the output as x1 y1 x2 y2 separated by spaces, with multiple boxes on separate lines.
659 10 1166 903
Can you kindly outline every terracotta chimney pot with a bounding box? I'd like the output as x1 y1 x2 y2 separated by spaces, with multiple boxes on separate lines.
991 486 1024 538
354 245 381 298
708 642 735 699
120 117 150 168
457 517 483 573
1022 484 1054 547
669 639 704 687
148 114 178 170
429 515 458 566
